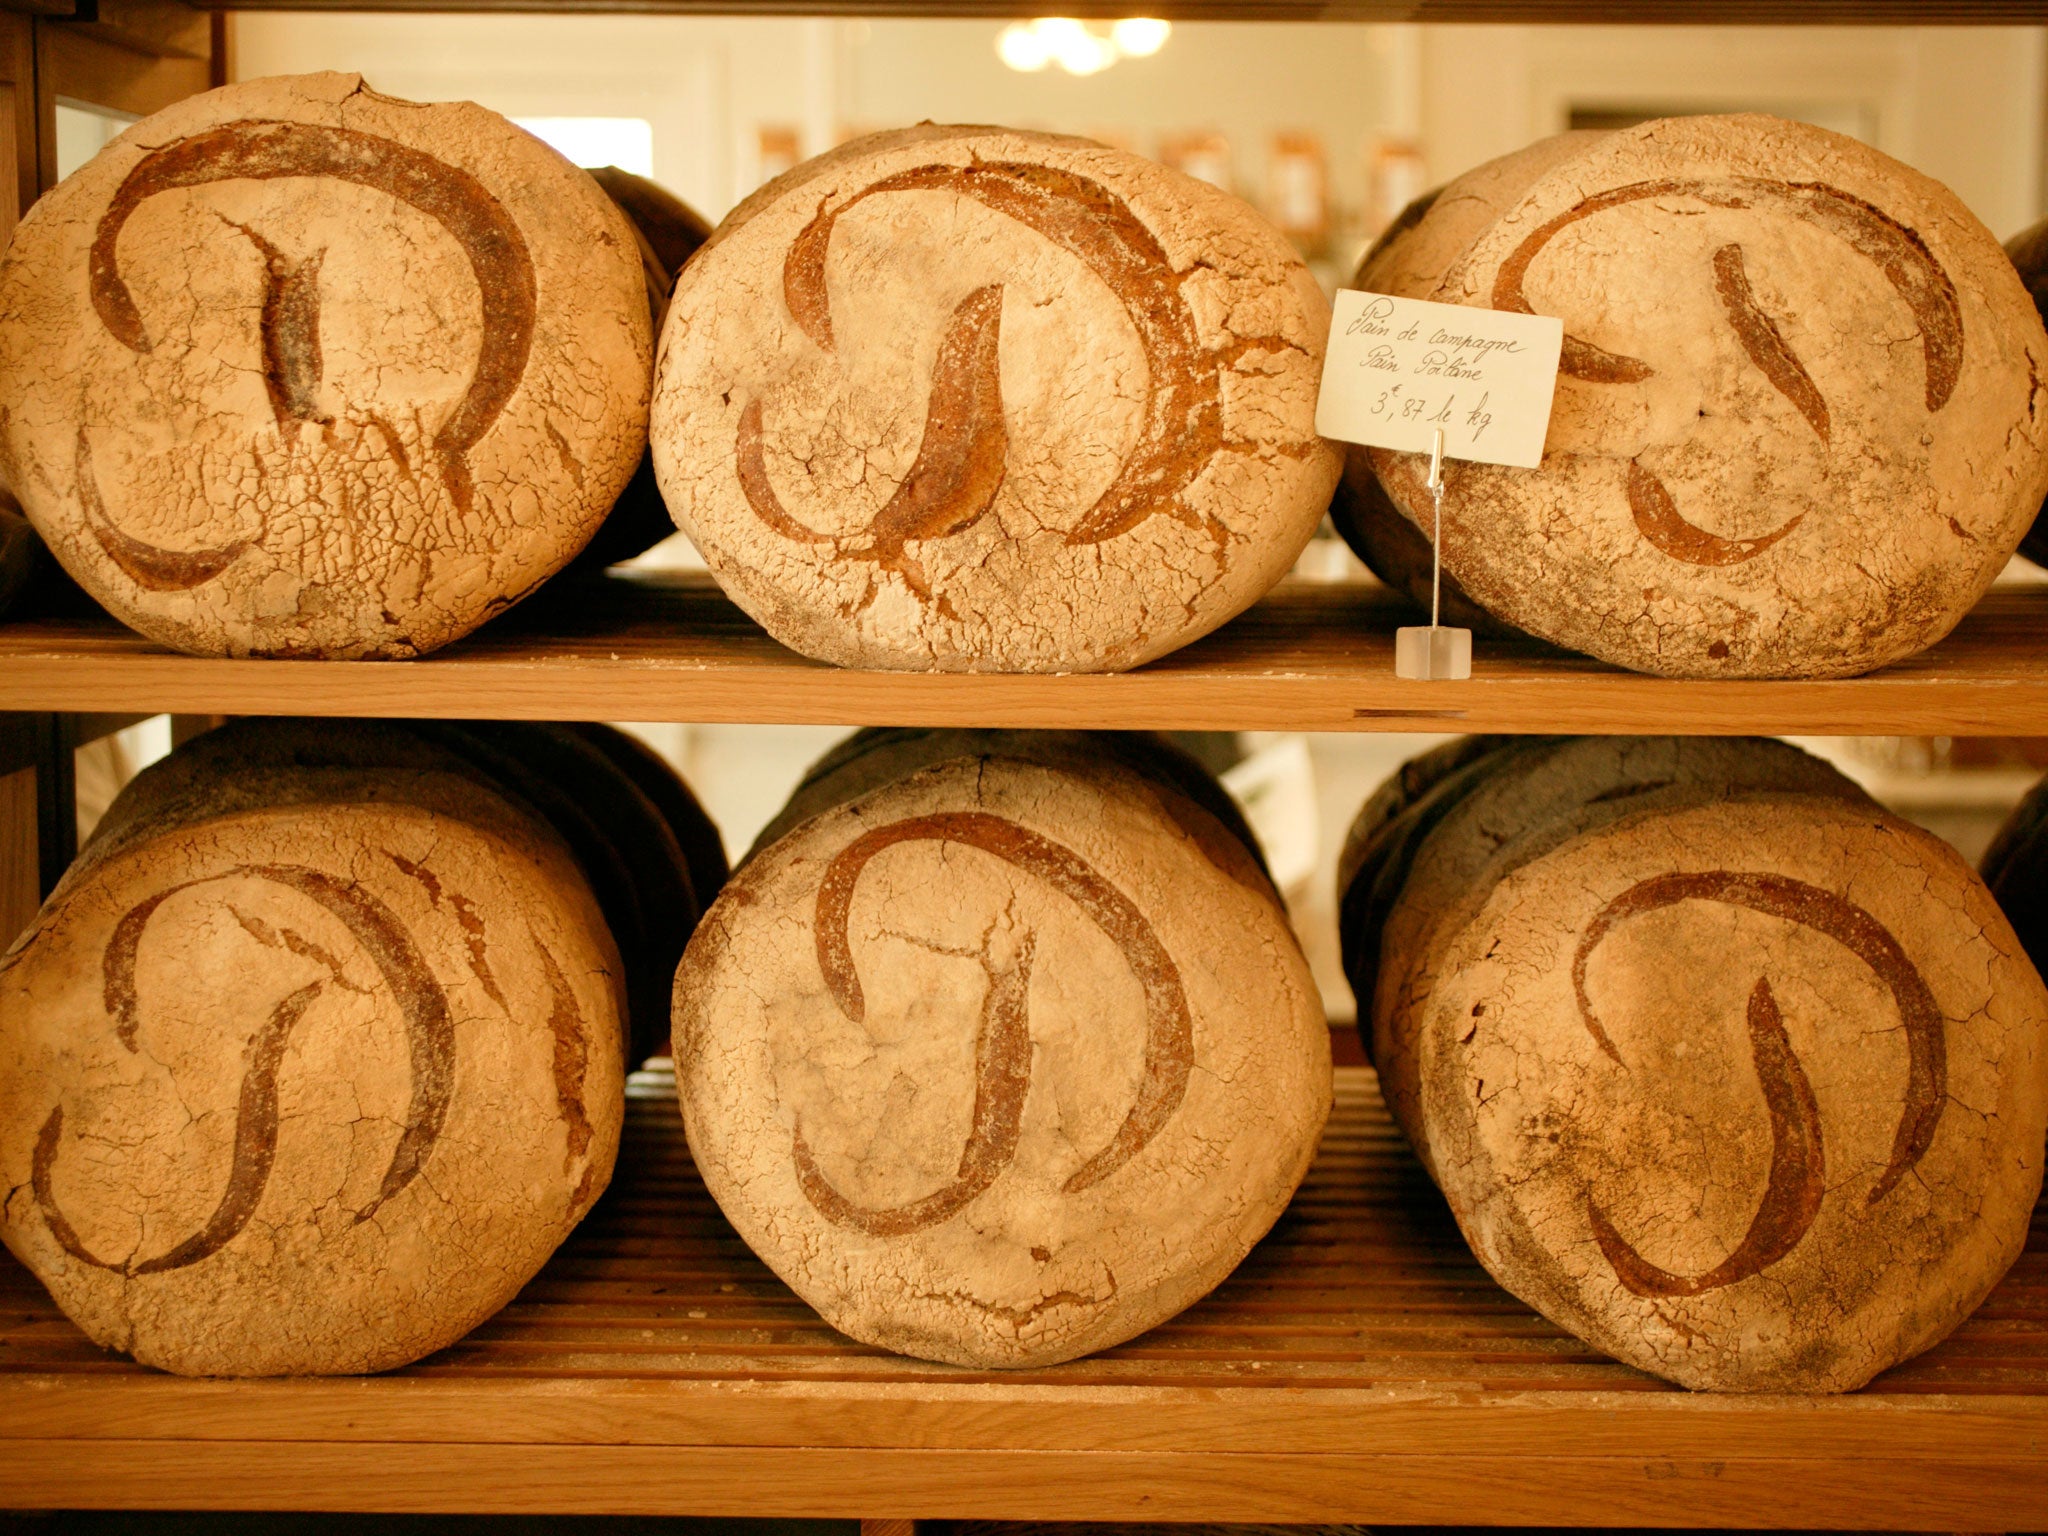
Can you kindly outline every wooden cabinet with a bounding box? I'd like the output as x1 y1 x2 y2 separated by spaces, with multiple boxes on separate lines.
1 2 2044 1523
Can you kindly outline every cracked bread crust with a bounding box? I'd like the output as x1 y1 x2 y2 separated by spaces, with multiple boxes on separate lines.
1360 115 2048 679
1352 737 1867 1194
672 747 1329 1367
0 763 625 1376
1350 745 2046 1392
0 71 652 659
649 125 1340 673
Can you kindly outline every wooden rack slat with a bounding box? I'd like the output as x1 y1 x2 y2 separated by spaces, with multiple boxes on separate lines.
8 574 2048 735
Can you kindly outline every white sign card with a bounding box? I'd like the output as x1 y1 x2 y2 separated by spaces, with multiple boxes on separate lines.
1314 290 1564 469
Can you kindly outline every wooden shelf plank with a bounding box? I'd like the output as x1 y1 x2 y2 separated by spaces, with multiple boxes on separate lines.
0 1070 2043 1525
6 574 2048 735
204 0 2048 23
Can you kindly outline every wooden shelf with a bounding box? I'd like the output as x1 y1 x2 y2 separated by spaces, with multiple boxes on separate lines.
201 1 2048 23
0 1066 2042 1525
6 574 2048 736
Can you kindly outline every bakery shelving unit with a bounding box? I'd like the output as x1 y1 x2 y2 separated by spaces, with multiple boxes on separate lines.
2 0 2046 1525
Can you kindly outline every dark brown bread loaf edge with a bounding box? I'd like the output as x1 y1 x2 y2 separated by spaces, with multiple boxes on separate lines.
1335 738 1540 1059
574 167 715 571
2007 219 2048 568
416 722 694 1068
568 723 729 924
1980 768 2048 978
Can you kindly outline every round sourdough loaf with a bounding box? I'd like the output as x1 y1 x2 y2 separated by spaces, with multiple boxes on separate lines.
649 125 1341 672
674 730 1329 1366
1345 741 2047 1392
0 751 624 1376
1352 115 2048 678
0 71 652 658
413 721 709 1068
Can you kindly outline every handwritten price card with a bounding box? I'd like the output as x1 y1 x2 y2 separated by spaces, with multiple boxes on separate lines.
1314 291 1564 469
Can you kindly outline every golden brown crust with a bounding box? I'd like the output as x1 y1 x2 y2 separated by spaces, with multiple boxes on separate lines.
0 72 651 658
0 756 625 1376
652 125 1339 673
674 746 1328 1367
1343 736 2044 1392
1361 115 2048 679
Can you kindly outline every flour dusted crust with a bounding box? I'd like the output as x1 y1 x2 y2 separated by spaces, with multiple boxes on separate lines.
1354 737 1865 1182
1361 115 2048 679
0 71 652 658
1344 741 2047 1392
0 761 624 1376
650 125 1340 672
673 742 1329 1366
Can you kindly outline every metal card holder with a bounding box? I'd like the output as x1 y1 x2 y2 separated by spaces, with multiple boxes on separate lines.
1394 427 1472 681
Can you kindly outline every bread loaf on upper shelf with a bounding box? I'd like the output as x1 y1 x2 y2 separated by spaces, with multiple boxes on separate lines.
0 72 652 659
1334 115 2048 678
2002 217 2048 569
673 729 1330 1367
649 125 1342 673
0 718 628 1375
570 167 715 572
1339 735 2048 1392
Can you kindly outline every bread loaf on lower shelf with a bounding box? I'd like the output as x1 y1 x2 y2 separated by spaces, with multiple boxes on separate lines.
95 716 728 1071
673 729 1330 1367
1340 736 2048 1392
0 720 629 1375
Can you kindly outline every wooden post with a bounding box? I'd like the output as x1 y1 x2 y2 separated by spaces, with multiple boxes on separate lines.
0 760 33 948
31 710 74 896
0 711 46 946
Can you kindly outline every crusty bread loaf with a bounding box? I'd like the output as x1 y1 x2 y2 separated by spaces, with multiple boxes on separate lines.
1340 735 2048 1391
674 729 1328 1366
650 125 1340 672
1327 466 1517 636
1348 115 2048 679
0 735 625 1375
587 164 713 319
0 72 651 658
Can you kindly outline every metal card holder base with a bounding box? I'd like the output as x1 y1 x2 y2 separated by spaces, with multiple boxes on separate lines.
1395 625 1472 680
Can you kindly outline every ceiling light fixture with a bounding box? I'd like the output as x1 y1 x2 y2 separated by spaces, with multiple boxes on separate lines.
996 17 1172 75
